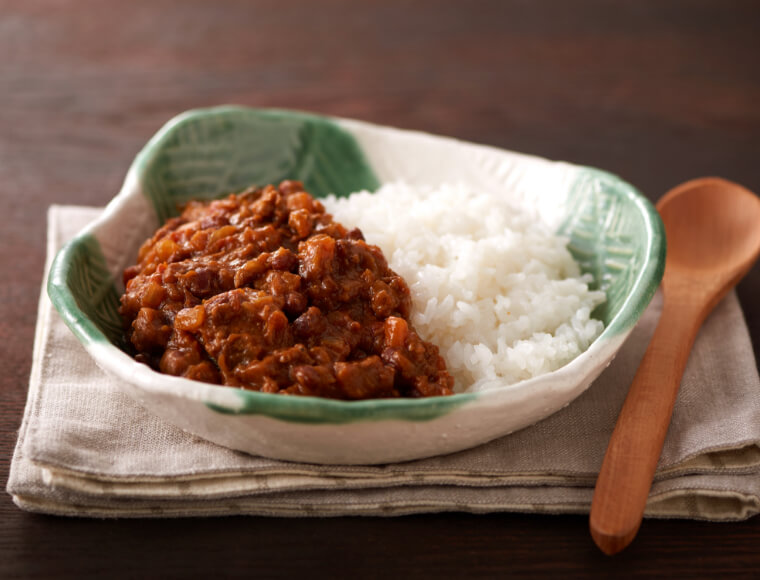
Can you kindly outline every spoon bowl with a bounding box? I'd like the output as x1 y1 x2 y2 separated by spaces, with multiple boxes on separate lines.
589 177 760 555
659 178 760 294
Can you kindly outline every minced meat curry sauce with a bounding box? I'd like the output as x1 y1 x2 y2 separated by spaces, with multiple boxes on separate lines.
119 181 454 399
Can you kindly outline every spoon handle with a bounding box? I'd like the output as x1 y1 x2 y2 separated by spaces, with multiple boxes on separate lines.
589 296 704 555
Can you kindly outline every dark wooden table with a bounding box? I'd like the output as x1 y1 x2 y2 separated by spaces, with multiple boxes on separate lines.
2 1 759 577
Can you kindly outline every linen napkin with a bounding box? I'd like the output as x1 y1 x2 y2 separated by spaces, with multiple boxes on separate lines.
7 205 760 519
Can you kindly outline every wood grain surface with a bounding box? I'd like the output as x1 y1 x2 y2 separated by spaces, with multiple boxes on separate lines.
1 1 759 577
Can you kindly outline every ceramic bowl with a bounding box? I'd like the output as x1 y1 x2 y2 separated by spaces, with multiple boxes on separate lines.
48 106 665 464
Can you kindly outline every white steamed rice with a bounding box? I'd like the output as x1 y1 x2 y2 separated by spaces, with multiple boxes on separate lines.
323 183 606 393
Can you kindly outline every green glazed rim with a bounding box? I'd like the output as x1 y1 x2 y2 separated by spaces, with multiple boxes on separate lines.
47 106 665 424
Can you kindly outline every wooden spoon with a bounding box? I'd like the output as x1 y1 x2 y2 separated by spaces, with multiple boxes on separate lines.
589 177 760 555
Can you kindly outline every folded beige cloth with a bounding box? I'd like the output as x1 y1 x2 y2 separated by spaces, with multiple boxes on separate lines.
7 205 760 519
